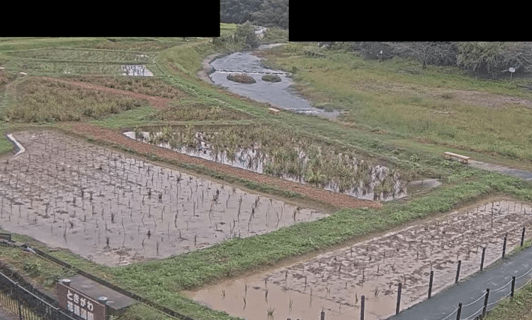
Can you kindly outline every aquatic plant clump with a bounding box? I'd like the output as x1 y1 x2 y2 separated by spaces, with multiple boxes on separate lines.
261 74 282 82
126 125 410 201
227 73 256 84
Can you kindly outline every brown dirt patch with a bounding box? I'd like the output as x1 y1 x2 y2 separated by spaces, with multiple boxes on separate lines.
60 123 381 210
353 80 532 109
37 77 171 109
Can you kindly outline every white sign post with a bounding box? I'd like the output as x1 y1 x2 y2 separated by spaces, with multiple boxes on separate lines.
509 67 515 79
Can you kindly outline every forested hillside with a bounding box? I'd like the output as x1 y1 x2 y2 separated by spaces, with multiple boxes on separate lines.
221 0 288 29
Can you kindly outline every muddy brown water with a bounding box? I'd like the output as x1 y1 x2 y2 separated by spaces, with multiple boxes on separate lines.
185 199 532 320
0 131 327 266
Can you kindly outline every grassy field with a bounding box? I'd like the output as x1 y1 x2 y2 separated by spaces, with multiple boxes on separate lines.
258 43 532 165
5 78 149 122
1 34 532 320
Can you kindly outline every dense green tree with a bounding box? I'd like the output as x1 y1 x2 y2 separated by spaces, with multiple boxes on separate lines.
220 0 288 29
234 22 260 49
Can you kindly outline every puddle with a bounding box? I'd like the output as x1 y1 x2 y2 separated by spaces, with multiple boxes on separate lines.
405 179 442 195
0 131 327 266
124 130 433 202
121 65 153 77
209 46 340 119
186 199 532 320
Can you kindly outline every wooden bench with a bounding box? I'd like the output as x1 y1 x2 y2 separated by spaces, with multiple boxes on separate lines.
268 108 280 115
443 152 470 164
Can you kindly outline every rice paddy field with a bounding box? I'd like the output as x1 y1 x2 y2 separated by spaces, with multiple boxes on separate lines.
1 36 532 320
0 130 326 266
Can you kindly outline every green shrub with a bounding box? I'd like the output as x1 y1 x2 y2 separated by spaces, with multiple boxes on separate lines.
261 74 282 82
227 73 256 83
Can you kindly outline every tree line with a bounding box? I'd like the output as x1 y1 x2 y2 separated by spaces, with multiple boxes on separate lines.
221 0 288 29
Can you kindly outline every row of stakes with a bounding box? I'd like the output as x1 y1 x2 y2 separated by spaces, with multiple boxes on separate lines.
314 227 527 320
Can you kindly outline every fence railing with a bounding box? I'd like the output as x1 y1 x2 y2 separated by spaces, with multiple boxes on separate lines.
0 266 77 320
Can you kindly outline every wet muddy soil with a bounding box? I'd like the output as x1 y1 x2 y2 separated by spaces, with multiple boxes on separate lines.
186 199 532 320
0 131 327 266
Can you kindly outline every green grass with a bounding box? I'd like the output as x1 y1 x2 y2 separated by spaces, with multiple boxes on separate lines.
67 75 187 99
89 106 157 129
485 279 532 320
4 78 149 122
151 99 253 122
220 23 238 36
0 38 107 53
257 43 532 163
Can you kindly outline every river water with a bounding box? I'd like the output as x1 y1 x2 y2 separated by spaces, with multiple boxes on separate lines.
209 44 340 119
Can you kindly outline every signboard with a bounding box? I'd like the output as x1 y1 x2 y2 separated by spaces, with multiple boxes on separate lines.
57 282 106 320
509 67 516 73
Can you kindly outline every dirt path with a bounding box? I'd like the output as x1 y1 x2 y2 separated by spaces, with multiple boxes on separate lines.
37 77 171 109
469 160 532 181
59 123 381 210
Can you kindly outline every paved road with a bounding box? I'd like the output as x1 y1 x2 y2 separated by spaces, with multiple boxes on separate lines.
390 245 532 320
469 160 532 181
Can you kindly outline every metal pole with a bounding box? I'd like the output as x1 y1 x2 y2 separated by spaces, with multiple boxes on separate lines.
482 289 490 317
456 303 462 320
455 260 461 284
396 283 402 315
428 270 434 299
511 276 516 298
480 247 486 271
360 295 365 320
522 227 526 247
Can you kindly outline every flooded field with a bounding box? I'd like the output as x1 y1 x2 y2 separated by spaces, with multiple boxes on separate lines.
124 129 438 202
186 199 532 320
121 65 153 76
0 131 326 266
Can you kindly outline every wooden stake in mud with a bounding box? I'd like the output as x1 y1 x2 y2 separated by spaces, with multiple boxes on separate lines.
480 247 486 271
396 282 402 315
521 227 526 247
502 234 507 259
360 295 365 320
455 260 461 284
428 271 434 299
